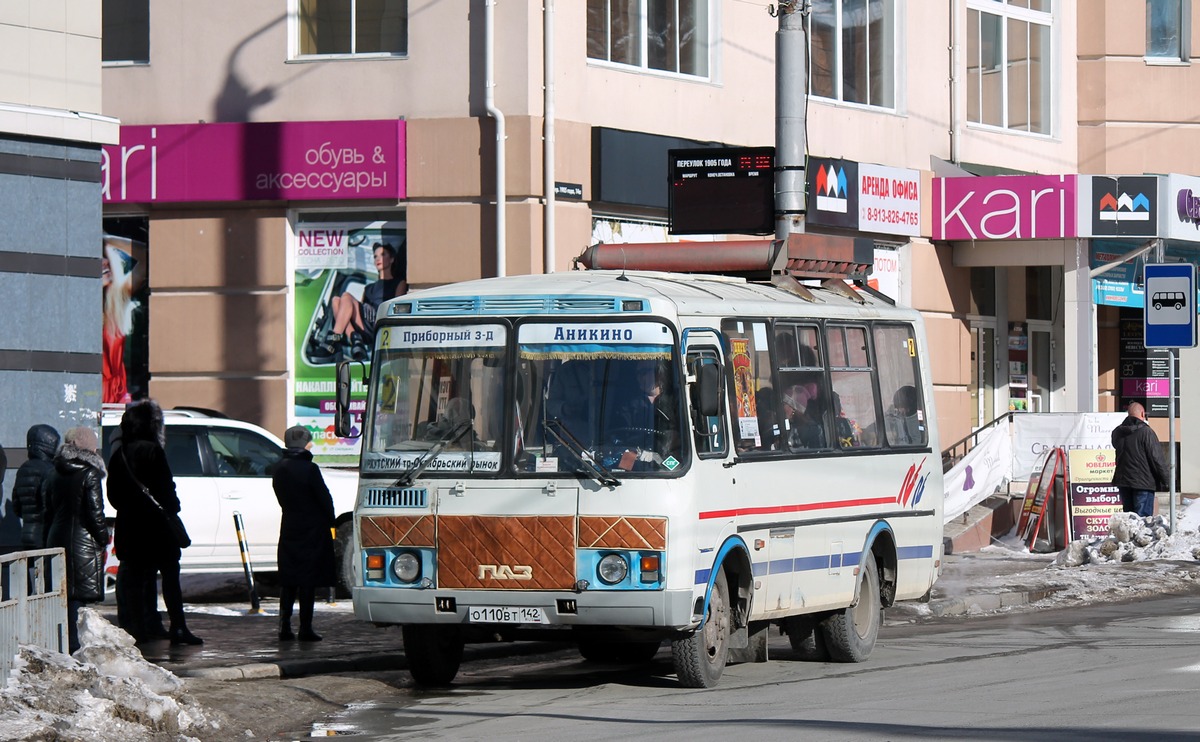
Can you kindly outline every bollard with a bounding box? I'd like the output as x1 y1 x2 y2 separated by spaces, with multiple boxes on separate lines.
233 511 262 614
326 526 337 604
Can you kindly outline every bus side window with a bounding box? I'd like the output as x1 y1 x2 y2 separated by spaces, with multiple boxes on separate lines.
720 319 773 453
688 350 728 457
875 324 927 448
826 324 878 450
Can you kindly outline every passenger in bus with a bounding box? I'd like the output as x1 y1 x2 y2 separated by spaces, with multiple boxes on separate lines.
885 385 922 446
783 375 827 449
609 360 679 463
754 387 781 451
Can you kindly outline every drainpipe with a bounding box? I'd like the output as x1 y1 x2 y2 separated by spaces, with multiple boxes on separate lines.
774 1 809 272
485 0 506 277
544 0 555 274
949 0 959 163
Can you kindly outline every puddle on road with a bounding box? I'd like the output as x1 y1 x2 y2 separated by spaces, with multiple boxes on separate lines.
308 701 432 739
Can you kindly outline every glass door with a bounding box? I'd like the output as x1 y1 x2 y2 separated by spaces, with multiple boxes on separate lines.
1028 324 1052 412
970 325 997 428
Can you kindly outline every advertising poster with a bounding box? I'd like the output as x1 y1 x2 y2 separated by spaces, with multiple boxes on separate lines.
1067 449 1123 539
293 219 407 461
1118 309 1178 417
102 218 151 405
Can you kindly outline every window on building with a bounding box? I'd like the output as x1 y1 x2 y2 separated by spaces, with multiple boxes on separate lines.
587 0 710 78
295 0 408 57
966 1 1052 134
1147 0 1190 61
102 0 150 64
809 0 896 108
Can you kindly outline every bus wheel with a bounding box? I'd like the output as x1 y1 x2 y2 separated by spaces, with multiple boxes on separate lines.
578 639 661 664
672 569 730 688
820 556 881 662
333 522 355 599
402 625 464 686
783 615 829 661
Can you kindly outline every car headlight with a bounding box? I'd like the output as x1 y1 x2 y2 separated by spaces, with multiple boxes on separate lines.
597 554 628 585
392 552 421 583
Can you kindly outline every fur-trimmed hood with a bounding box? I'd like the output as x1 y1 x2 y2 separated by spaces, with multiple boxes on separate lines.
119 399 165 448
54 443 106 476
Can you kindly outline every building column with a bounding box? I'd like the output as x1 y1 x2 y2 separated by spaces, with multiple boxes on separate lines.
1062 238 1097 412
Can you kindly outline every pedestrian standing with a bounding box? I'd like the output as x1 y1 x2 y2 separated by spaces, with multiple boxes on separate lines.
272 426 336 642
13 424 61 548
1111 401 1169 518
43 427 107 654
106 400 202 645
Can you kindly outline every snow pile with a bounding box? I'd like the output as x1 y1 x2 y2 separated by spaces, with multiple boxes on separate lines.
0 608 221 741
1054 510 1200 567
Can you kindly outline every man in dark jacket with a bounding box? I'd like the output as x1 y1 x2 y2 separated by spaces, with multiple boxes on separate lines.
44 427 107 653
13 424 61 548
1111 402 1169 518
272 426 336 642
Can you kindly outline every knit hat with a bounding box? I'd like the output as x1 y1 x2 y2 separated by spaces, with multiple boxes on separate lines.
284 425 313 449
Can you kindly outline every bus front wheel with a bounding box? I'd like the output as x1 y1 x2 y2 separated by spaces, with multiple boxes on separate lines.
672 569 730 688
402 625 464 686
820 556 882 662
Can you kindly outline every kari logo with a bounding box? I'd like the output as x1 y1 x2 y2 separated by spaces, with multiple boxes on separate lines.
1098 191 1151 222
815 163 849 214
896 457 928 508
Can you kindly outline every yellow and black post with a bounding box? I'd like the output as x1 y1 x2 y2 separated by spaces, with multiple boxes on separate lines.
233 511 262 614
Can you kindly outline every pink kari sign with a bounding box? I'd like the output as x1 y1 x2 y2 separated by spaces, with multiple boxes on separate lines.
102 119 406 203
933 174 1077 240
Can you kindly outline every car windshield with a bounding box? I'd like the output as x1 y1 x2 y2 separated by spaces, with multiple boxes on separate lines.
513 320 685 476
363 323 507 475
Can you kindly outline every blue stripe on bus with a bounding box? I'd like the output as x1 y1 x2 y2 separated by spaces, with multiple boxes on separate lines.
695 546 933 585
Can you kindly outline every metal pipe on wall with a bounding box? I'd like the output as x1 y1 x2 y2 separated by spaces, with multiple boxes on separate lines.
543 0 555 274
485 0 506 277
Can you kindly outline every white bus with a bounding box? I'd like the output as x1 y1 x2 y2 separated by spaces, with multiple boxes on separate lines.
336 268 943 688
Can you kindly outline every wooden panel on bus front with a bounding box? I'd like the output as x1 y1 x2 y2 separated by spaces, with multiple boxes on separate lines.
437 515 575 590
578 516 667 550
359 515 436 548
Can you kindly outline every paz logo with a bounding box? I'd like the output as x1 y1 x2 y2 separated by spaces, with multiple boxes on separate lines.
1098 191 1151 222
815 163 848 214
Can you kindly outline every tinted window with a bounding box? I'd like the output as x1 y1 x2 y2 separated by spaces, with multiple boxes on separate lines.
206 430 283 477
164 430 205 477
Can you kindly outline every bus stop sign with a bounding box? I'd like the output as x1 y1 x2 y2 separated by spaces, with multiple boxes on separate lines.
1143 262 1197 349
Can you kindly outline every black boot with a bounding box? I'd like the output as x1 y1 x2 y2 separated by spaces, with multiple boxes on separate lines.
169 625 203 646
279 586 296 640
279 617 295 641
297 587 321 641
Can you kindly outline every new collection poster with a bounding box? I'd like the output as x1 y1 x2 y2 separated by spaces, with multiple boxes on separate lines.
293 219 407 461
102 218 150 405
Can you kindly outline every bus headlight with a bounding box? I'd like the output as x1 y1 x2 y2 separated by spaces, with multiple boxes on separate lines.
392 552 421 583
597 554 628 585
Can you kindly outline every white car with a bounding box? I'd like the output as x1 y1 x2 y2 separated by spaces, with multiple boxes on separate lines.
100 407 358 595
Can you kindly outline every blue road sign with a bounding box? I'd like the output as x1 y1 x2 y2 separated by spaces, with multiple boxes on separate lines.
1144 262 1197 349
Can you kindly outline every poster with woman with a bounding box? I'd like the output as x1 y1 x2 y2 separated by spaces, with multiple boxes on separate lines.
101 220 150 404
293 218 407 461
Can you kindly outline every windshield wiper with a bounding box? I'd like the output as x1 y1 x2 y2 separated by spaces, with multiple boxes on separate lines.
544 418 620 488
393 420 472 487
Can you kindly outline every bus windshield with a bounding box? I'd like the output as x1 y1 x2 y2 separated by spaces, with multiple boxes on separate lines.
513 320 686 476
363 323 507 475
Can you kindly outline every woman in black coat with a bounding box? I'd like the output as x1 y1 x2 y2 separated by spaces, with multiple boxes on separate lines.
106 399 201 645
13 423 61 548
272 426 336 642
44 427 107 653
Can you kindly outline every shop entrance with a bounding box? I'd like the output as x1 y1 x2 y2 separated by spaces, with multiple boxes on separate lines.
970 324 997 427
1027 321 1053 412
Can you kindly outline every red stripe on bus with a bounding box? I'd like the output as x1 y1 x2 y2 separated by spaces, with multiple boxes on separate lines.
699 497 896 520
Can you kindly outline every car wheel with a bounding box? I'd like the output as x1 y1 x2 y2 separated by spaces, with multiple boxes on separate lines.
333 521 355 599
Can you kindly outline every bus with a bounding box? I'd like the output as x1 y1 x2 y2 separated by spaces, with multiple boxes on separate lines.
334 267 943 688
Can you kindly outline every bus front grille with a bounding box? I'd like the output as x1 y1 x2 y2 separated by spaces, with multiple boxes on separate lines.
437 515 575 590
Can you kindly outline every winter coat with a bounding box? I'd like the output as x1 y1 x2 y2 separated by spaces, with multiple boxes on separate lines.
272 448 336 587
44 443 108 603
105 401 182 566
1111 415 1169 492
13 424 61 548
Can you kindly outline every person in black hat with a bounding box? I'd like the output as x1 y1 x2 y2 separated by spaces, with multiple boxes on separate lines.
272 425 336 641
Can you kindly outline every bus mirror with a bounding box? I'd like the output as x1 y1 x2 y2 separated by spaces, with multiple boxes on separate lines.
697 362 721 417
334 360 353 438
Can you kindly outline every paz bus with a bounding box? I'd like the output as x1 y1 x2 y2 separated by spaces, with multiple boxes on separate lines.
334 258 943 688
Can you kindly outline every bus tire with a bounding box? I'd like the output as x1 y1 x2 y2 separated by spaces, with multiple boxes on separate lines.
783 615 829 661
578 639 661 664
333 521 355 599
403 624 464 686
820 556 881 663
672 569 730 688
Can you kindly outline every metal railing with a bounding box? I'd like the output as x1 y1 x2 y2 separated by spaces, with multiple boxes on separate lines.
0 548 67 679
941 412 1015 473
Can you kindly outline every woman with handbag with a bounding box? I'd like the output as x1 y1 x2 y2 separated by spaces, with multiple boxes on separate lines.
106 399 202 646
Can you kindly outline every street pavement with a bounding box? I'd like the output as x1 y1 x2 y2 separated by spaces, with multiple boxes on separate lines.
113 547 1067 682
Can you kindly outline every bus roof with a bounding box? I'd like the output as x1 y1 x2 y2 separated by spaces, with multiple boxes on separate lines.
383 270 923 324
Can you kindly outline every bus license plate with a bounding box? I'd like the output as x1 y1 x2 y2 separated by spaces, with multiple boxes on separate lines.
467 606 548 624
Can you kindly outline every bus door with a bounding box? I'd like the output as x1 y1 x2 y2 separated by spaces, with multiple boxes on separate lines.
682 328 730 466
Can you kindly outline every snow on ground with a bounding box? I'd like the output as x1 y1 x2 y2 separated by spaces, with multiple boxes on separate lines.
0 608 222 742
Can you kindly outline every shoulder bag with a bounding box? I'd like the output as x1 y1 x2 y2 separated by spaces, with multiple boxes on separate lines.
119 446 191 549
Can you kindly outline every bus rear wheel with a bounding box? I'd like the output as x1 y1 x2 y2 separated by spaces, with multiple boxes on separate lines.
402 625 464 686
820 556 882 662
672 569 730 688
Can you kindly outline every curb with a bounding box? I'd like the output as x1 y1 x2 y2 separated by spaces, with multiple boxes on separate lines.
926 587 1061 617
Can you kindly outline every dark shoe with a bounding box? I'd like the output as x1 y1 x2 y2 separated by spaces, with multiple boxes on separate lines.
297 629 323 642
279 626 295 641
145 625 171 640
169 627 204 646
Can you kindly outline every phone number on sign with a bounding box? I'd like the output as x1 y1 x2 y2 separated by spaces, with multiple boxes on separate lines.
862 207 918 225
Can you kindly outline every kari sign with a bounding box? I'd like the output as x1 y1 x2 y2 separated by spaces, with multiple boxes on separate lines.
933 174 1077 240
102 119 406 204
858 163 920 236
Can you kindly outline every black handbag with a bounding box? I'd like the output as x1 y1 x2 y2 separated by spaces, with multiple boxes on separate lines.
119 447 191 549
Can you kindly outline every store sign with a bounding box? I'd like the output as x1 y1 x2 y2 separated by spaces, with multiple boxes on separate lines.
806 157 858 230
1164 174 1200 239
858 163 921 236
1078 175 1159 238
933 174 1077 240
1066 449 1123 540
102 119 407 204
